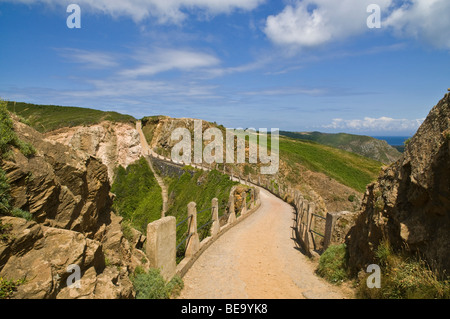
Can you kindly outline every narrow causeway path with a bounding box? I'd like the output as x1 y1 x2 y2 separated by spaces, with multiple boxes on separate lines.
178 187 347 299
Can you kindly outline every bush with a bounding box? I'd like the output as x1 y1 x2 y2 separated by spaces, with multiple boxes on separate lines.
131 268 184 299
316 244 349 284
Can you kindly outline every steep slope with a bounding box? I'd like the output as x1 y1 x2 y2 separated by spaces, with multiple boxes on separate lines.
280 131 402 164
6 101 141 182
0 113 148 299
346 93 450 274
44 122 142 182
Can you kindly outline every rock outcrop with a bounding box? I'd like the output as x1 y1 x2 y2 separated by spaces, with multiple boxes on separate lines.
0 118 148 299
346 93 450 274
45 121 142 182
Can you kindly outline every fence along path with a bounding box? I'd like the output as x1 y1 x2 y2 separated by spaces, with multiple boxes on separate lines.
135 121 348 299
178 186 347 299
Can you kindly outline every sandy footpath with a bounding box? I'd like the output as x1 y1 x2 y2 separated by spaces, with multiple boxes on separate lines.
178 188 350 299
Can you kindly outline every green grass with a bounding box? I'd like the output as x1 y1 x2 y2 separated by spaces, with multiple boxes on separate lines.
357 240 450 299
316 244 350 284
280 131 401 164
279 137 382 192
1 100 36 159
0 99 35 219
131 267 184 299
6 101 135 133
163 168 237 260
111 157 163 234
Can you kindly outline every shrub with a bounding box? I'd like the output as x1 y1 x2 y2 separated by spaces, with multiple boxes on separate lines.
316 244 349 284
131 268 184 299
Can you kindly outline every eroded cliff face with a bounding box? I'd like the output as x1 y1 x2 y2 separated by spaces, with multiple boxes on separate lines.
0 119 149 299
44 121 142 182
346 93 450 274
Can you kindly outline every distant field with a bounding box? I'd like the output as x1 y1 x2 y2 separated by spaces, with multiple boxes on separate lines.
279 136 383 193
6 101 135 133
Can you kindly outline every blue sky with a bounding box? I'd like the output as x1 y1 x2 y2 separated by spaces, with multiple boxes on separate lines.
1 0 449 135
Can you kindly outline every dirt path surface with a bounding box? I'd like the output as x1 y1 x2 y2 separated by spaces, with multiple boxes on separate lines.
179 188 350 299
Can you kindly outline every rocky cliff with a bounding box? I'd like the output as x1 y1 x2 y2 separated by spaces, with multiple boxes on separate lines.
44 121 142 182
346 93 450 274
0 118 149 298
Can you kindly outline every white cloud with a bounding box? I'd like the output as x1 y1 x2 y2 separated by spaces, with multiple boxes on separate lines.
384 0 450 49
57 48 119 69
119 48 221 77
5 0 264 24
264 0 391 48
324 116 425 132
264 0 450 49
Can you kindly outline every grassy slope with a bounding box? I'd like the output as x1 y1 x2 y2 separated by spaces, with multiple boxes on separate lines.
280 131 400 164
111 157 163 234
164 168 237 256
6 101 135 133
279 136 382 193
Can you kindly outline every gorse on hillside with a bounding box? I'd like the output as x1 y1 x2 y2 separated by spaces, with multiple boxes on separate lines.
6 101 135 133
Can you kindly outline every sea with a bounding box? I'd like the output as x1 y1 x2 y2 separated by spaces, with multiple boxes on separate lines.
371 136 412 146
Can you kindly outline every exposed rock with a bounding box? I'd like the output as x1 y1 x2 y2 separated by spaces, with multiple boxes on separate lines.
2 121 111 236
0 216 134 299
346 93 450 274
45 121 142 182
0 118 148 299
